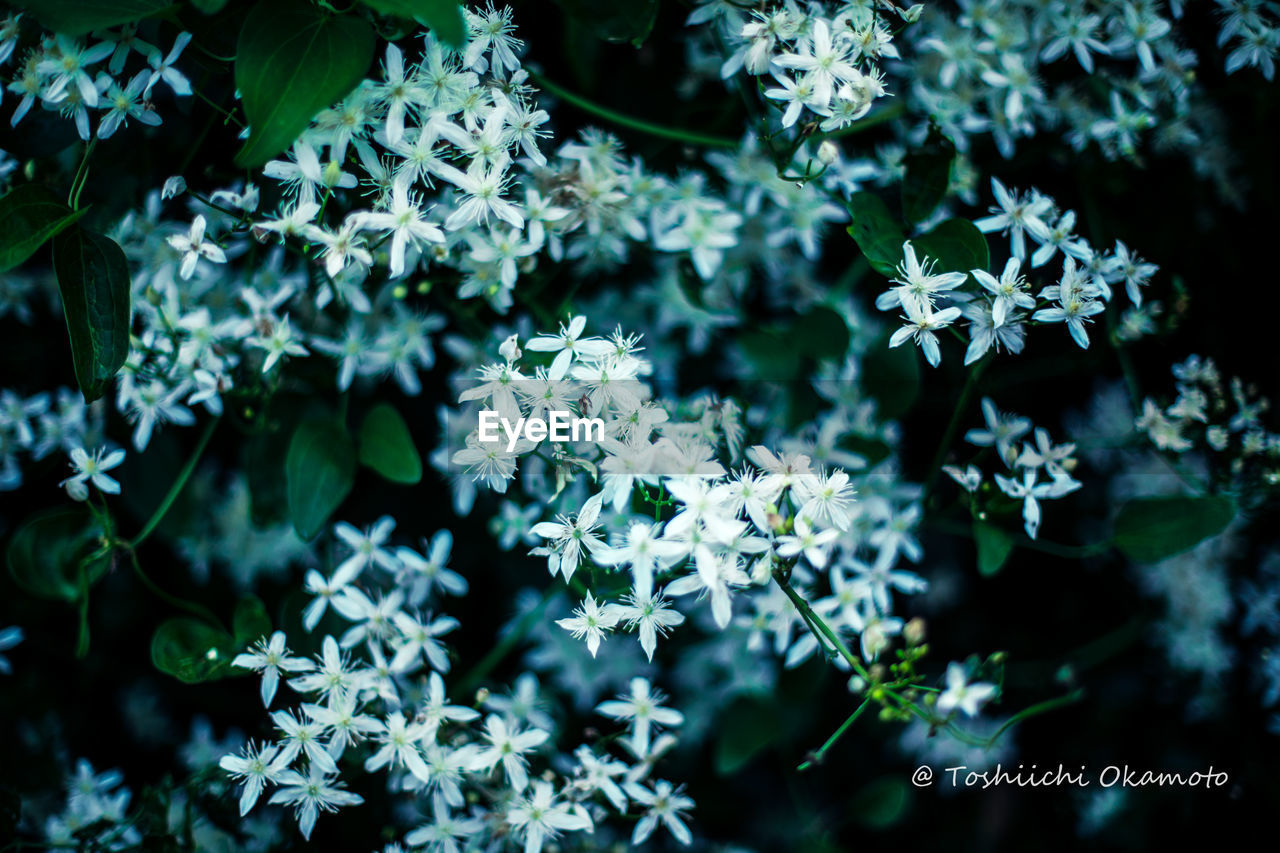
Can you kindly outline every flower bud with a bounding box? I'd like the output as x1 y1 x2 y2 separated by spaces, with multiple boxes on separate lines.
902 4 924 23
817 140 840 165
904 617 926 647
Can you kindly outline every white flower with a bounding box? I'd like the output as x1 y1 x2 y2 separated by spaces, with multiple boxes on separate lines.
232 630 314 707
888 299 962 368
469 715 549 792
936 662 997 717
596 677 684 758
268 764 363 840
59 445 125 500
626 779 695 846
219 741 291 816
556 591 622 657
167 215 227 279
506 781 593 853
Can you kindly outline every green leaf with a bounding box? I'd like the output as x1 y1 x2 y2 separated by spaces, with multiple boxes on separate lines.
359 0 467 48
1112 495 1237 564
233 596 272 646
714 697 780 775
554 0 659 46
862 330 920 420
234 1 375 167
0 184 88 273
190 0 229 13
847 192 906 278
151 618 236 684
52 226 132 404
6 508 111 602
973 519 1015 577
901 127 955 224
286 418 356 540
358 403 423 484
910 218 989 276
14 0 171 35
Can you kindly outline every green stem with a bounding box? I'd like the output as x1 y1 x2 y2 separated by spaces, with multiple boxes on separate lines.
129 416 219 549
126 549 225 630
974 688 1085 748
68 138 98 209
798 698 871 771
527 70 739 149
773 572 871 681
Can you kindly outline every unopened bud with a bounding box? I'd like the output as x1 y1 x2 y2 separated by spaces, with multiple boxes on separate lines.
817 139 840 165
902 4 924 23
905 617 926 647
474 687 490 705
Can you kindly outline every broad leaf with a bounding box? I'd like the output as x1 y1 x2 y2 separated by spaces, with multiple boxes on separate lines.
360 0 466 48
52 227 132 403
286 418 356 540
151 618 236 683
554 0 658 46
191 0 229 13
901 127 955 224
233 596 272 646
234 1 375 167
911 218 989 276
0 184 87 273
1113 495 1236 564
847 192 906 278
15 0 170 35
358 403 423 484
973 519 1015 577
7 508 110 602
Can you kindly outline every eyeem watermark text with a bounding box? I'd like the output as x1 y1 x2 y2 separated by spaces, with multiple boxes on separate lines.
910 763 1229 790
478 409 605 452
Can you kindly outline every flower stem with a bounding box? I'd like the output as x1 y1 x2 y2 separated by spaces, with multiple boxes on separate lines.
527 70 740 149
128 415 220 549
798 697 871 771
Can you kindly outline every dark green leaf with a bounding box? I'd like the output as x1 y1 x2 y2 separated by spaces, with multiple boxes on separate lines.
910 218 989 276
150 618 236 683
234 1 375 167
851 776 911 829
286 418 356 540
973 519 1015 577
190 0 229 13
15 0 170 35
358 403 423 484
0 184 88 273
846 192 906 278
233 596 272 646
714 697 780 775
52 227 132 403
862 330 920 420
1113 495 1237 564
793 306 851 361
554 0 658 46
7 508 110 602
359 0 466 48
901 127 955 224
